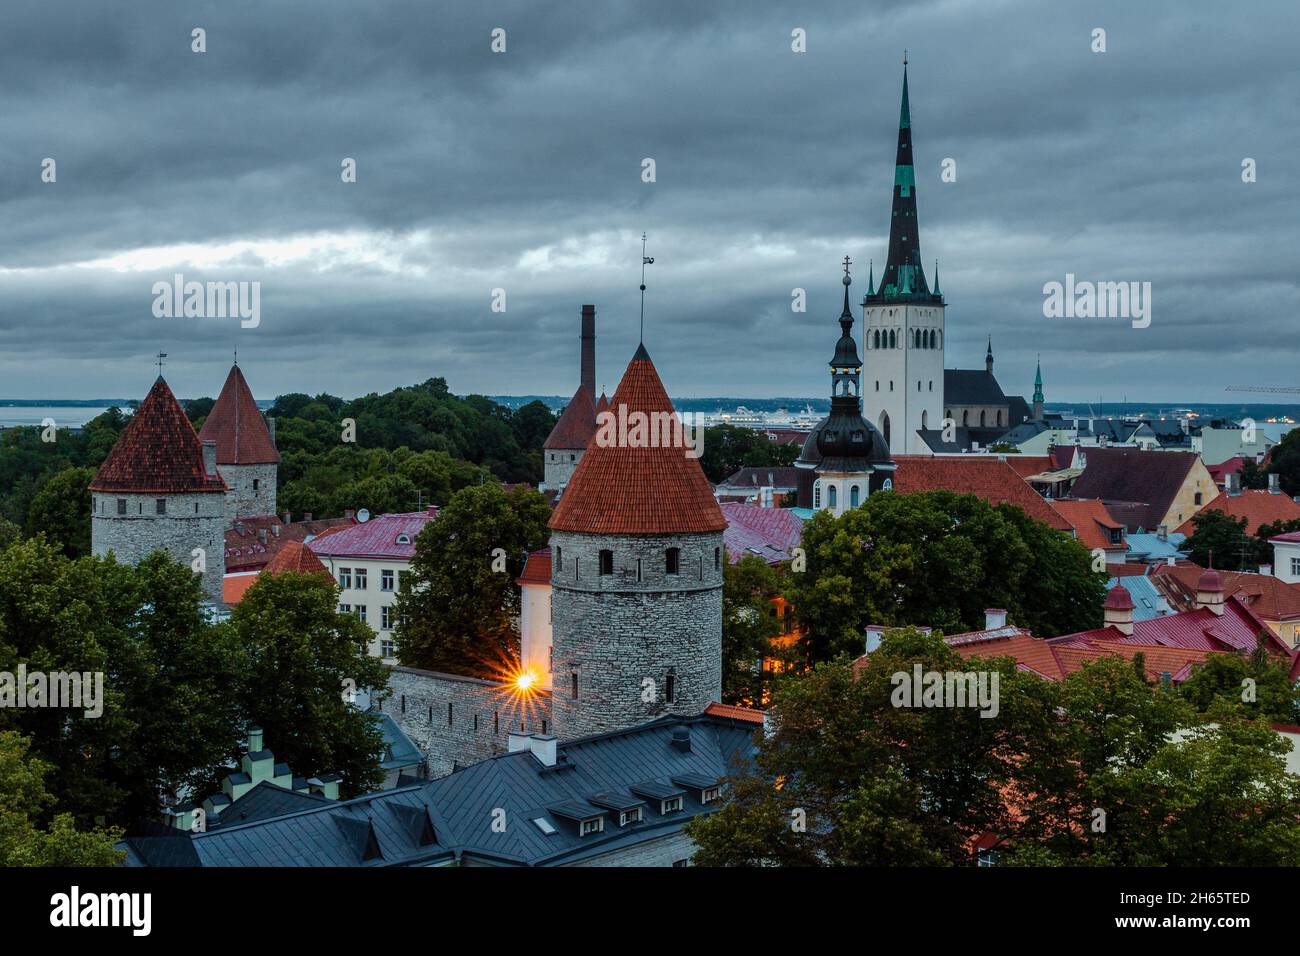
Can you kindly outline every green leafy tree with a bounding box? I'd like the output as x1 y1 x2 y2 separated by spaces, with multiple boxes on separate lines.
1183 509 1262 570
786 490 1104 663
1176 636 1298 723
1266 428 1300 496
24 466 95 557
396 483 551 676
698 424 799 484
0 731 124 866
230 571 389 798
721 555 789 705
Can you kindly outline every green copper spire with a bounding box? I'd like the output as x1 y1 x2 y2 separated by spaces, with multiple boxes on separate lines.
1033 356 1044 403
933 259 940 296
899 53 911 130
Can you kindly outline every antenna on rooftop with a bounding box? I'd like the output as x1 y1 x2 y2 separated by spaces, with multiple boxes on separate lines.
639 232 654 344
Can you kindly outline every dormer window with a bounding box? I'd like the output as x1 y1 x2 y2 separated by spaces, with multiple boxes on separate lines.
396 533 411 545
620 808 643 827
580 818 604 836
661 796 683 814
702 787 721 804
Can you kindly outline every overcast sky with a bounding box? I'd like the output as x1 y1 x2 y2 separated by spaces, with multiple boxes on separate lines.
0 0 1296 404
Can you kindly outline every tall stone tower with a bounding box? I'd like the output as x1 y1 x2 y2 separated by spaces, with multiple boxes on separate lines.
89 376 229 604
794 262 894 514
547 343 726 740
541 305 599 494
862 59 946 455
198 362 279 520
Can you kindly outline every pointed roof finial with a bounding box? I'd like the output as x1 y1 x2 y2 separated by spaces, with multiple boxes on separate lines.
156 350 167 379
986 335 993 357
903 49 908 67
933 259 941 296
233 349 238 367
841 255 853 317
638 232 654 345
866 259 875 296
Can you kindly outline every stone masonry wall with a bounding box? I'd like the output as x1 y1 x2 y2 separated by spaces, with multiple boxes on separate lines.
381 667 551 779
541 448 582 492
549 530 723 740
219 462 278 520
91 491 227 604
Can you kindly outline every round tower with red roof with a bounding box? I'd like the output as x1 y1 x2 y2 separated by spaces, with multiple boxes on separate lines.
547 344 726 739
89 376 229 604
198 363 280 520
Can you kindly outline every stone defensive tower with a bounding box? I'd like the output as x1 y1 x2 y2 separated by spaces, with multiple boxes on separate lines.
89 376 229 604
198 362 279 520
540 305 599 494
547 343 726 739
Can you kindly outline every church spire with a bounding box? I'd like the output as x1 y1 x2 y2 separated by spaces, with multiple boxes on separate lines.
867 55 938 305
985 335 994 374
830 257 863 410
1032 355 1045 422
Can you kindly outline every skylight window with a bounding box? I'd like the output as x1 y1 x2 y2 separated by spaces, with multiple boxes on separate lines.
532 817 557 835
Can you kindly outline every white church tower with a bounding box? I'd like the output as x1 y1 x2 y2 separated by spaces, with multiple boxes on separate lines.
861 57 946 456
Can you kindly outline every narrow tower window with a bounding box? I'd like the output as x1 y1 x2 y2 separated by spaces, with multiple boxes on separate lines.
598 549 613 575
665 548 680 575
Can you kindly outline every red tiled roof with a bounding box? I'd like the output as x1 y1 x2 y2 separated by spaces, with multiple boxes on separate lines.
224 515 356 573
1173 488 1300 536
516 548 552 586
946 628 1065 680
1002 455 1053 480
308 509 439 560
543 384 597 450
549 346 727 535
1207 457 1244 484
1049 445 1081 470
263 540 331 576
595 392 609 415
1068 447 1205 532
1050 498 1127 552
1053 596 1288 656
1153 563 1300 623
704 702 765 724
891 457 1072 531
720 502 804 564
222 573 260 606
89 377 228 495
197 364 279 465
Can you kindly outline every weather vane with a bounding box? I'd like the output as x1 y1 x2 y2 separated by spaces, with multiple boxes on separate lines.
639 232 654 344
156 351 167 376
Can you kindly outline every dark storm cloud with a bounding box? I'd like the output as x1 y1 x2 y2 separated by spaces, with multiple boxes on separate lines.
0 0 1296 402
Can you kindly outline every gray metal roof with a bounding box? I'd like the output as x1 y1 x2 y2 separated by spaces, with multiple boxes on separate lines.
944 369 1007 406
123 714 759 867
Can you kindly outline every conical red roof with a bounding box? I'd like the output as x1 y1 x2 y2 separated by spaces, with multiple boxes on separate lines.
595 392 610 415
89 377 228 494
543 384 597 450
198 365 280 464
549 345 725 535
263 540 330 576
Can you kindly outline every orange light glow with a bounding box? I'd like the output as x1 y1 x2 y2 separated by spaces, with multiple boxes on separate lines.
514 669 539 692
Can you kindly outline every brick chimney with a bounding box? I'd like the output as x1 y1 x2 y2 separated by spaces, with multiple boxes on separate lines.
1269 473 1280 494
282 511 291 524
984 608 1008 630
1103 584 1135 636
1227 472 1241 495
580 304 596 399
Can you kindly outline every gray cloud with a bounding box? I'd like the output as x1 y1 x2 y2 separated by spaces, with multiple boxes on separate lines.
0 0 1296 404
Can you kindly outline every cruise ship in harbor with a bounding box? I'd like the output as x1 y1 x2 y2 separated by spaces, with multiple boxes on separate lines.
703 404 823 430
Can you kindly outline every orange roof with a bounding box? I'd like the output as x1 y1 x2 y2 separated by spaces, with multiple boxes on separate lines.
704 702 765 725
549 345 726 535
222 573 260 605
543 384 597 450
1153 563 1300 622
198 364 279 465
891 457 1072 531
1002 455 1053 479
1050 498 1127 552
516 548 552 586
948 629 1066 680
1173 488 1300 536
263 540 330 576
89 377 228 495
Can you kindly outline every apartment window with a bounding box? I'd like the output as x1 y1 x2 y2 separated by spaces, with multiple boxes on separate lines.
397 570 406 591
116 498 127 515
1291 557 1300 576
665 547 680 575
599 549 613 575
381 569 394 591
356 605 367 623
620 808 643 827
380 639 395 658
661 796 683 814
580 818 604 836
354 568 368 590
702 786 721 804
381 606 394 630
338 603 351 614
339 568 352 588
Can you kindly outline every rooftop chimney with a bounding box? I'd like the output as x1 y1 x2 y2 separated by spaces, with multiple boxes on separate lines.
202 439 218 478
984 608 1008 630
760 486 774 509
529 734 558 767
267 415 277 447
247 726 264 752
1227 472 1241 495
1157 524 1167 542
303 512 313 521
257 528 268 544
580 304 596 399
282 511 292 524
670 725 692 753
344 509 356 520
1103 585 1135 636
507 731 533 754
1269 473 1280 494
